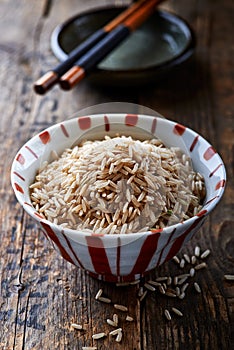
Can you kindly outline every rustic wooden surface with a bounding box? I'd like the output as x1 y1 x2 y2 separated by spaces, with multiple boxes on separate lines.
0 0 233 349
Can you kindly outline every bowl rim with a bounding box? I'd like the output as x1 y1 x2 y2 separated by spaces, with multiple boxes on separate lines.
11 113 226 239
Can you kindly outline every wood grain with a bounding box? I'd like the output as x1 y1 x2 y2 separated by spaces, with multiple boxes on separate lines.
0 0 233 349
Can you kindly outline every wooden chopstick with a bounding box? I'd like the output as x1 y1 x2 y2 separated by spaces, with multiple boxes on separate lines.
59 0 163 90
34 0 155 95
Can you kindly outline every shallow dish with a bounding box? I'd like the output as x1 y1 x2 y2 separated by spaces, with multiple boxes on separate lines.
51 7 195 86
11 114 226 282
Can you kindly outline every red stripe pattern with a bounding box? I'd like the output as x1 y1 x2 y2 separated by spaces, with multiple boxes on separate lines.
60 123 69 137
14 183 24 193
11 114 226 282
104 115 110 132
86 236 112 275
130 232 161 275
151 117 157 134
209 164 223 177
13 171 25 181
190 135 199 152
39 131 50 144
203 146 216 160
41 222 75 265
16 153 25 165
25 145 38 159
215 179 226 190
78 116 91 130
174 124 186 135
125 114 138 126
156 228 176 266
61 231 84 269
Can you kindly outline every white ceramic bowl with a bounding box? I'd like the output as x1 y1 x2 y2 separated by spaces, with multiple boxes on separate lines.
11 114 226 282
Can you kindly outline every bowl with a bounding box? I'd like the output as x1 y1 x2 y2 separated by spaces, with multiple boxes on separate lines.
50 7 195 86
11 114 226 282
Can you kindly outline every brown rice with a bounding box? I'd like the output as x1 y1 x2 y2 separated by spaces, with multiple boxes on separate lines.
30 135 205 234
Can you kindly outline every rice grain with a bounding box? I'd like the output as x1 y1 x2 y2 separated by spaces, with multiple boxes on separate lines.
114 304 128 312
109 328 122 336
224 274 234 281
98 297 112 304
194 282 201 293
107 319 117 327
195 246 201 257
144 283 156 291
30 135 205 234
126 315 134 322
200 249 211 259
115 331 123 343
190 268 195 277
164 309 172 321
172 256 180 264
194 262 207 270
139 290 148 302
172 307 183 317
92 332 106 340
71 323 83 330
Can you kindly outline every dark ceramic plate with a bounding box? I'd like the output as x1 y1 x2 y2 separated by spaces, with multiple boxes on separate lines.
51 7 195 86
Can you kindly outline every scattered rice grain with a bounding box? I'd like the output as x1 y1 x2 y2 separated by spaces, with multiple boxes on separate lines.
176 287 181 296
181 283 189 293
139 290 148 302
178 292 185 299
167 277 172 285
177 276 188 285
194 282 201 293
156 276 168 282
109 328 122 336
115 282 131 287
200 249 211 259
126 315 134 322
195 246 201 257
194 262 207 270
114 304 128 312
183 254 191 264
172 307 183 316
71 323 83 330
180 258 185 268
129 279 140 285
115 330 123 343
144 283 156 291
159 285 166 294
107 319 117 327
113 314 118 325
98 296 112 304
190 268 195 277
92 332 106 340
191 255 197 265
165 291 177 298
148 280 162 287
172 256 180 264
177 273 190 279
224 274 234 281
164 309 172 321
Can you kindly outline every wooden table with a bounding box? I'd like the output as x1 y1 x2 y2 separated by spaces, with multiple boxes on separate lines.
0 1 233 349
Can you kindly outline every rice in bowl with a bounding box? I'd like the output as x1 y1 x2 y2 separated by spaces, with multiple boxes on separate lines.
30 135 206 234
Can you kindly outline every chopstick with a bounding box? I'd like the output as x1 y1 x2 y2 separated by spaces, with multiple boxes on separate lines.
59 0 163 90
34 0 157 95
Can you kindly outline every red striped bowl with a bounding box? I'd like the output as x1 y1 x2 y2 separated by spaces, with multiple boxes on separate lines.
11 114 226 282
